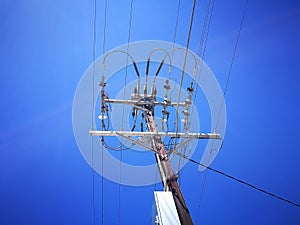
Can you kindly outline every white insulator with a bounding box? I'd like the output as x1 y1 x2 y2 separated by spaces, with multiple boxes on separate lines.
98 114 107 120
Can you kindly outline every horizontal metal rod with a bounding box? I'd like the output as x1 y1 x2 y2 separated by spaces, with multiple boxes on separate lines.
89 130 221 139
115 132 159 154
104 99 186 106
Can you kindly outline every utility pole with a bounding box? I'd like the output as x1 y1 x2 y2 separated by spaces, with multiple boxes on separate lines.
90 53 221 225
145 109 193 225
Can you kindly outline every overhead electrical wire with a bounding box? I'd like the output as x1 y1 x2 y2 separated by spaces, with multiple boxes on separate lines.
221 0 248 101
91 0 98 224
175 153 300 208
190 0 215 222
102 0 107 55
118 1 135 224
172 0 181 50
194 0 248 222
193 0 215 108
101 0 107 224
174 0 197 176
120 0 134 133
214 0 249 134
150 2 182 220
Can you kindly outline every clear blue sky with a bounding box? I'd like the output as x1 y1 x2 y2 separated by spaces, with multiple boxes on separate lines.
1 0 300 224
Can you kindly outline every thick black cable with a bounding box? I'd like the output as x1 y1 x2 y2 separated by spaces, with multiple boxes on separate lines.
178 153 300 208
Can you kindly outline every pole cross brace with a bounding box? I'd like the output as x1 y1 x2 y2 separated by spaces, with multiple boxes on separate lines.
89 130 221 139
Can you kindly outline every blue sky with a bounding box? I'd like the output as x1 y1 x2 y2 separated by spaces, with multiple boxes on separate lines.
1 0 300 225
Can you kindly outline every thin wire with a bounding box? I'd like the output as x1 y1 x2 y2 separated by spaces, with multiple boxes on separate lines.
179 154 300 208
191 0 215 222
101 0 107 224
195 170 208 224
171 0 183 180
172 0 181 49
174 0 197 179
192 0 215 107
215 0 248 129
91 0 97 224
118 1 134 224
121 0 134 129
195 4 249 221
117 150 122 225
102 0 107 55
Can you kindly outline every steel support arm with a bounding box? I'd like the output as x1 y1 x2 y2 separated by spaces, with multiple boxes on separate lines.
89 130 221 139
104 98 186 106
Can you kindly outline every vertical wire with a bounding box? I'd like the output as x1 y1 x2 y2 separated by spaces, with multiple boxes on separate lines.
196 0 249 223
170 0 181 75
173 0 197 183
117 149 122 225
102 0 107 55
166 0 181 179
174 0 197 146
91 0 97 224
189 0 215 222
215 0 249 129
192 0 214 106
101 0 107 224
118 1 134 224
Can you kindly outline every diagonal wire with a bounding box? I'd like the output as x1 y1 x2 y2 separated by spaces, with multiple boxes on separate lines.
190 0 215 222
196 1 248 222
192 0 215 107
178 153 300 208
215 0 248 129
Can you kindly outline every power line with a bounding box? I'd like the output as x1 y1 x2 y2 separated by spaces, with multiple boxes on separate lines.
192 0 215 106
102 0 107 55
121 0 134 130
195 168 208 224
177 153 300 208
196 2 249 221
172 0 181 49
215 0 248 129
117 150 123 225
91 0 97 224
101 0 108 224
193 1 216 222
118 1 134 224
174 0 197 162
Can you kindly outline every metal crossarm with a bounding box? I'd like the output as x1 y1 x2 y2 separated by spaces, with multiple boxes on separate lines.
89 130 221 139
104 98 186 107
